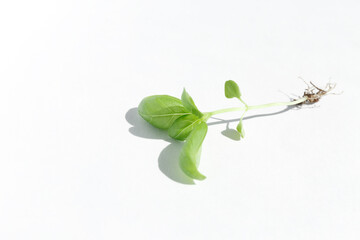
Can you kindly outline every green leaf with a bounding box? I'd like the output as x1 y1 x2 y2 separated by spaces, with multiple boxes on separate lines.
225 80 241 99
168 114 202 141
138 95 190 129
179 122 208 180
236 120 245 138
181 89 203 118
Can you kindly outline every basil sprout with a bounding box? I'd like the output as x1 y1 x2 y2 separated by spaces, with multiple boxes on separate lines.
136 79 325 181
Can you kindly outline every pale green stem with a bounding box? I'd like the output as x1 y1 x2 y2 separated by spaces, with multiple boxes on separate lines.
238 97 248 108
206 97 307 117
239 108 247 121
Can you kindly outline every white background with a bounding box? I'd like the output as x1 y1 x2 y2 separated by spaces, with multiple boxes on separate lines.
1 0 360 239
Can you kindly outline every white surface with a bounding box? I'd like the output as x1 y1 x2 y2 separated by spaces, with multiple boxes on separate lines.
1 0 360 239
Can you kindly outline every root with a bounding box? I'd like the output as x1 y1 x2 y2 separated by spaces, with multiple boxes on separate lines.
296 79 339 105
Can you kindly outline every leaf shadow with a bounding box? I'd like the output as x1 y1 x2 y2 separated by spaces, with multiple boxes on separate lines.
125 108 195 185
221 123 241 141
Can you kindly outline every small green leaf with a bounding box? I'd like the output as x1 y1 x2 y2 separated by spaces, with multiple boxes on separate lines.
168 114 201 141
181 89 203 118
236 120 245 138
138 95 190 129
179 122 208 180
225 80 241 99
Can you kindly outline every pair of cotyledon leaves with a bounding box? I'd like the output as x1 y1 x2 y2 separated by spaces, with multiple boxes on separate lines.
138 80 243 180
225 80 245 138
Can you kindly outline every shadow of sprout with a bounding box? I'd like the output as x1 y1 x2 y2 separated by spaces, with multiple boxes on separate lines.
221 123 241 141
126 106 295 184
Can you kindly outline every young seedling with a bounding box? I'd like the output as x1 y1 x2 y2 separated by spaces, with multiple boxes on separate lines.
138 80 336 181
